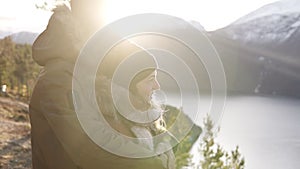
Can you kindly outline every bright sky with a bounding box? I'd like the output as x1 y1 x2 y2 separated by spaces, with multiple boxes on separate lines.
0 0 279 33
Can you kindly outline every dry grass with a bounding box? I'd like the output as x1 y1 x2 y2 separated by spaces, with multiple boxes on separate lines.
0 97 31 169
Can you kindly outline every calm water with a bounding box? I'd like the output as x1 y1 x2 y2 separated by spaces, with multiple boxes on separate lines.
185 95 300 169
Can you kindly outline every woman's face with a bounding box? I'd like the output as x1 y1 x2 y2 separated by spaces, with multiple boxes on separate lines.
135 70 160 103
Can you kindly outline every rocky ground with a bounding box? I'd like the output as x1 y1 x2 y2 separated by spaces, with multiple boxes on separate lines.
0 97 31 169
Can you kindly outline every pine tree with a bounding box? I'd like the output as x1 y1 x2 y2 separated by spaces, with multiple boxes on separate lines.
198 116 245 169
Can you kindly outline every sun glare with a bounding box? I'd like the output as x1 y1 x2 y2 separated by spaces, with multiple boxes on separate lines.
101 0 195 26
0 0 279 33
101 0 279 31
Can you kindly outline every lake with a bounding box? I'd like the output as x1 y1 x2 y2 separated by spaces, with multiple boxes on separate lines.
186 95 300 169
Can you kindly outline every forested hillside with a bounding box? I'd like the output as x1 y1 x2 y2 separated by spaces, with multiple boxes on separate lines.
0 37 40 102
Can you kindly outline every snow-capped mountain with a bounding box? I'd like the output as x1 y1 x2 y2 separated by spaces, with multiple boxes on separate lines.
210 0 300 97
217 0 300 50
226 13 300 45
234 0 300 25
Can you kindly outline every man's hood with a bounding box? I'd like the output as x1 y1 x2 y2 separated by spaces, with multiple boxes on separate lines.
32 5 84 66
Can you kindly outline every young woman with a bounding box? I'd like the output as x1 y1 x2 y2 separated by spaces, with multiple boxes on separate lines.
96 43 176 169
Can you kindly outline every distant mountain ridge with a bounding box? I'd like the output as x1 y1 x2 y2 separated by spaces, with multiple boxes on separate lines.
0 31 12 39
0 31 39 45
10 32 39 45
